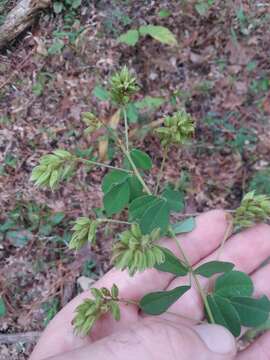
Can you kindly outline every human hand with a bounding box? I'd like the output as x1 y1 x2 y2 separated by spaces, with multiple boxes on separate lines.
30 210 270 360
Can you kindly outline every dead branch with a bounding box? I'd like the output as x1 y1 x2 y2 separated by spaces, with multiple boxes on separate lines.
0 0 51 49
0 331 41 344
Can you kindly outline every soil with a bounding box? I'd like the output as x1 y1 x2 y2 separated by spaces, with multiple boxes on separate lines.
0 0 270 358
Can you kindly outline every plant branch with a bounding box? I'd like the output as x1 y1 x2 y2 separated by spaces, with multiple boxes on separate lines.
123 107 129 152
100 219 131 225
123 147 152 195
155 146 168 195
216 213 234 260
170 229 215 324
97 116 152 195
79 158 131 173
118 298 138 306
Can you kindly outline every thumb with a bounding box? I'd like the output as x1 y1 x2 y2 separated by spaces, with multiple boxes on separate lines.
46 319 237 360
192 324 237 359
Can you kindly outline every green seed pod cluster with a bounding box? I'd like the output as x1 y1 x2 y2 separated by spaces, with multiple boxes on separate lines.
82 112 102 135
112 224 165 276
234 191 270 230
69 217 99 250
155 110 195 147
73 285 120 336
109 66 139 105
30 149 76 189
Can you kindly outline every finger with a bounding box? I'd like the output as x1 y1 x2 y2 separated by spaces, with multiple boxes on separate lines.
166 223 270 319
45 318 236 360
52 210 227 327
236 331 270 360
30 210 228 360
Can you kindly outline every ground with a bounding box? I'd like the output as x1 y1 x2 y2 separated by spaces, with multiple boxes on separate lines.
0 0 270 358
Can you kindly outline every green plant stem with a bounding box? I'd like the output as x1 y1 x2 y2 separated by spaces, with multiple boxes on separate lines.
97 116 152 195
123 147 152 195
123 107 129 152
170 229 215 324
100 219 131 225
118 298 138 306
79 158 131 174
155 146 168 195
216 213 233 260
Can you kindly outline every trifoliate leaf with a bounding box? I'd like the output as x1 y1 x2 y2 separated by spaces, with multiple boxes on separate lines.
207 294 241 337
102 170 130 193
118 29 139 46
129 195 160 221
103 181 130 216
139 25 177 46
139 286 190 315
214 271 253 298
195 261 235 278
134 96 165 110
155 247 188 276
230 296 270 327
0 297 6 317
171 217 196 234
140 198 170 234
162 188 184 212
93 85 110 101
126 103 139 123
130 149 152 170
128 176 143 202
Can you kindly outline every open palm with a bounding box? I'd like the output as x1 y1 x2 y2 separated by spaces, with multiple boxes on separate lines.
30 210 270 360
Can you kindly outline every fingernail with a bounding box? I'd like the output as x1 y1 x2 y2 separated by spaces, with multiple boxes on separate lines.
194 324 236 355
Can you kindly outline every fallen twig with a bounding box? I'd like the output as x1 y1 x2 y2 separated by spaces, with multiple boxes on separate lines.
0 331 41 344
0 0 51 49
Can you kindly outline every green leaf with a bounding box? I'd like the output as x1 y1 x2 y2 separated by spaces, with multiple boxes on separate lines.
155 247 188 276
139 25 177 46
128 176 143 202
195 261 235 278
110 301 121 321
207 294 241 337
6 230 33 248
129 195 160 221
48 39 64 55
230 296 270 327
71 0 81 8
118 29 139 46
171 217 196 234
49 212 65 226
53 2 64 13
158 9 171 18
93 85 110 101
134 96 165 110
162 188 184 212
103 181 130 216
130 149 152 170
214 271 253 298
140 198 170 234
102 170 129 194
32 82 44 96
126 103 139 123
0 297 6 317
140 286 190 315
